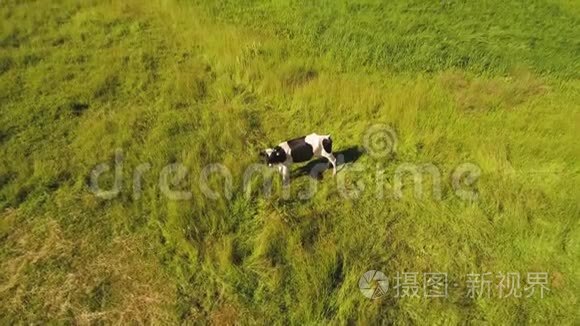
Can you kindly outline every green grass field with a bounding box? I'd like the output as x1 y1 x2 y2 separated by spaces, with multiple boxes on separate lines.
1 0 579 324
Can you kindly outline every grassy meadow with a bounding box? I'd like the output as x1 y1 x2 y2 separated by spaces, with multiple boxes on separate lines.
1 0 579 324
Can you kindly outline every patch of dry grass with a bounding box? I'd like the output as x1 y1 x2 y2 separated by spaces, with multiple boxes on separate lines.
0 209 176 324
440 70 549 111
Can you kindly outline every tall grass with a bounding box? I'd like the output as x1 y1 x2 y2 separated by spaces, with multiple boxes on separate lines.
0 0 578 323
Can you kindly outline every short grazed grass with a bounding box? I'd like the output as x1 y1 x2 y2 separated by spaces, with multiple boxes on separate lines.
0 0 578 324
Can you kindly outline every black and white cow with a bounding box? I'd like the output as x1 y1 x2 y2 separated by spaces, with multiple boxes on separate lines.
260 133 337 184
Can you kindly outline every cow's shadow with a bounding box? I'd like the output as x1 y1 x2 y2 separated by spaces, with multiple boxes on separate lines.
292 146 364 180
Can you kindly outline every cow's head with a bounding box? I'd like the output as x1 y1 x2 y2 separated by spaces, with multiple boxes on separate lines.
259 146 286 166
259 149 272 165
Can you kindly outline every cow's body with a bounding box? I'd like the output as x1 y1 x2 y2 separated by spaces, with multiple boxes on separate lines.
261 133 337 184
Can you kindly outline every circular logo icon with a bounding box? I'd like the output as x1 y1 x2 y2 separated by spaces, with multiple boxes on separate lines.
359 270 389 299
363 124 398 158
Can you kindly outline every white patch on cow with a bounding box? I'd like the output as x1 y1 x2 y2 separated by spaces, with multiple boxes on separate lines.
297 134 336 175
305 133 326 156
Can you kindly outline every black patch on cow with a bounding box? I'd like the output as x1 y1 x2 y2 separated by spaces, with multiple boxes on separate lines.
322 136 332 153
268 146 287 164
287 136 314 163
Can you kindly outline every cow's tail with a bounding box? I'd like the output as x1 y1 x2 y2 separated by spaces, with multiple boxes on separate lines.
322 134 332 153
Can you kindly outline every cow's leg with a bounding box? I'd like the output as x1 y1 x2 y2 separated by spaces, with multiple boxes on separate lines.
321 152 337 176
280 164 290 185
